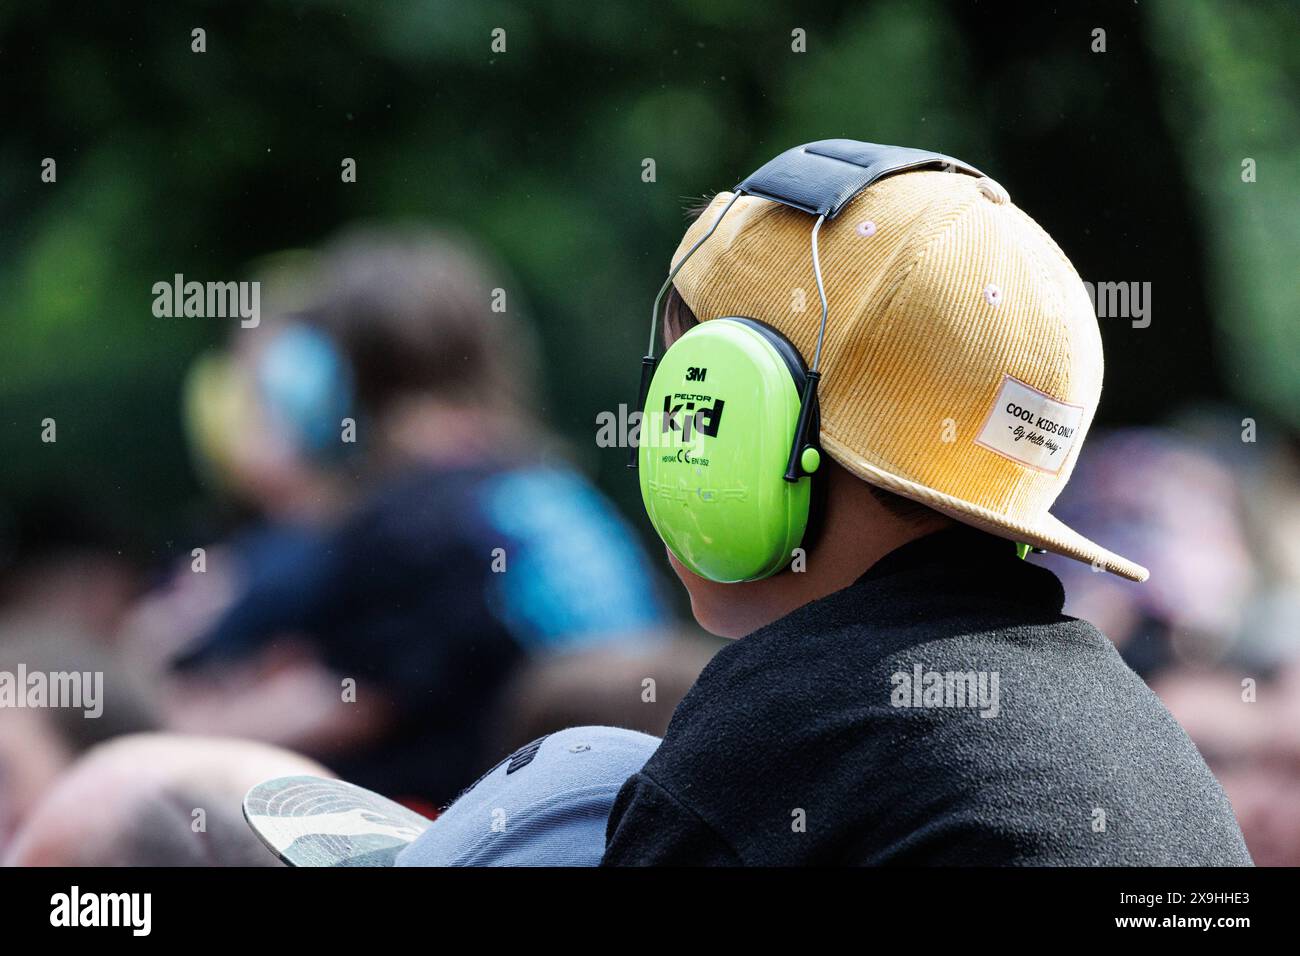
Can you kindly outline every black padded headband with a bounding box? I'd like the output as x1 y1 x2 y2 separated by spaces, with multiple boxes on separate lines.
736 139 984 219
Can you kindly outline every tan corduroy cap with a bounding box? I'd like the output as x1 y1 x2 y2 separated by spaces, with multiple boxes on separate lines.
671 169 1149 582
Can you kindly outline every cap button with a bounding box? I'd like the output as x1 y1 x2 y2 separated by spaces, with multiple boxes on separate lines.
976 177 1010 205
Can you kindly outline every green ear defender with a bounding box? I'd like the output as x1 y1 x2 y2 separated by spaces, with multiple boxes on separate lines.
628 189 827 586
638 317 820 583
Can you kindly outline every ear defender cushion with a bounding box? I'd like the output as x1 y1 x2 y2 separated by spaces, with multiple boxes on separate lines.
638 317 818 583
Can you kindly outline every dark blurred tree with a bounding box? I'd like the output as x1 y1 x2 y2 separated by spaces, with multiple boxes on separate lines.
0 0 1293 560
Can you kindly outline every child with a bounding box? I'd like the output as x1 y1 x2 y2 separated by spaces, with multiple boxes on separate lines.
602 142 1252 865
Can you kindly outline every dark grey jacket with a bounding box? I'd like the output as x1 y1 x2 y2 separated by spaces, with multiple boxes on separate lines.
603 528 1252 866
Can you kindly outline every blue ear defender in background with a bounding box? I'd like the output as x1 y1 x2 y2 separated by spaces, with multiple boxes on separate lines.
255 323 356 460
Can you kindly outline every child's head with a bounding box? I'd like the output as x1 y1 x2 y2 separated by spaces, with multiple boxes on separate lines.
659 282 952 636
300 225 542 466
638 144 1148 635
306 225 535 417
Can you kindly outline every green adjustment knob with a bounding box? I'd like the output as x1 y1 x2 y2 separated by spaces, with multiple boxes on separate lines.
800 446 821 475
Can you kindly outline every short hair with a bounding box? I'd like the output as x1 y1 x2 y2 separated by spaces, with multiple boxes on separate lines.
300 225 539 419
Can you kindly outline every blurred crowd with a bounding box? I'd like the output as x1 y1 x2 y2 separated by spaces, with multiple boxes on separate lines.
0 225 1296 866
0 225 717 864
1035 413 1300 867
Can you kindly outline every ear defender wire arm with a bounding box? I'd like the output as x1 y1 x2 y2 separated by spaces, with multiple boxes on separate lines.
629 191 744 469
783 214 829 482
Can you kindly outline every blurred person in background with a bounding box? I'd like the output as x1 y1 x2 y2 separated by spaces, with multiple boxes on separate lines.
118 257 363 676
3 733 329 866
0 500 143 644
486 633 721 757
1153 663 1300 867
1033 424 1258 677
1037 416 1300 864
0 630 159 854
1162 417 1300 867
153 226 672 810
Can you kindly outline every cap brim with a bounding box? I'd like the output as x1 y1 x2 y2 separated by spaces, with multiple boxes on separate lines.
243 775 433 867
822 434 1150 583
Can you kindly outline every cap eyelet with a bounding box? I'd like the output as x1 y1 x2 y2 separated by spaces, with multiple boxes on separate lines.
976 177 1010 204
855 220 877 238
983 283 1002 306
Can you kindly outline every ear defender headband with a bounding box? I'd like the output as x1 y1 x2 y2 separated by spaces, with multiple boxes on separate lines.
630 140 983 583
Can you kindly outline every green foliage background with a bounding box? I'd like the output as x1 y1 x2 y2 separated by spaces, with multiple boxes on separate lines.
0 0 1295 557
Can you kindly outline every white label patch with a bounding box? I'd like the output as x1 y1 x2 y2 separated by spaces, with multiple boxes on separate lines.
974 375 1084 474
